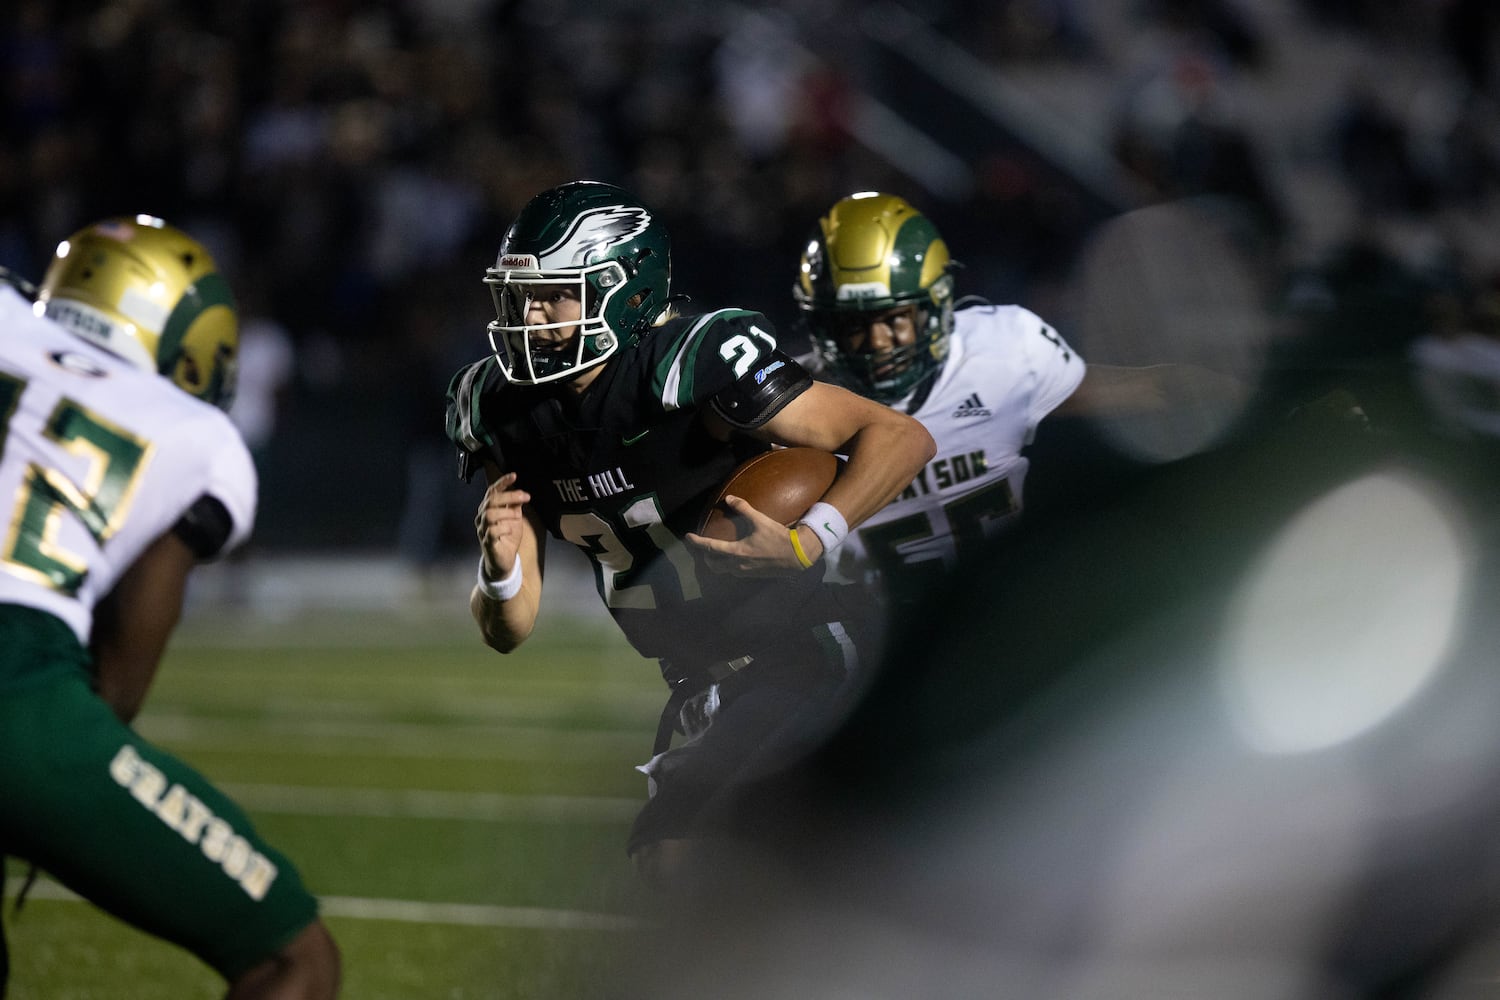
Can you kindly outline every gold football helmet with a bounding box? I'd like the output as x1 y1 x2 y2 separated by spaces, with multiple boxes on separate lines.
795 192 955 402
37 215 239 409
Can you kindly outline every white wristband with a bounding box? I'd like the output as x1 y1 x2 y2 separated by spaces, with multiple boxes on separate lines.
798 501 848 558
476 556 523 602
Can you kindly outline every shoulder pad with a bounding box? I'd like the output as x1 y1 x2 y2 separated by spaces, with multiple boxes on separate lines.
445 357 506 482
445 358 502 452
650 309 785 411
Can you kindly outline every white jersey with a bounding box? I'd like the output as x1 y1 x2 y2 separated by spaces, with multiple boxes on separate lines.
837 302 1084 591
0 286 256 642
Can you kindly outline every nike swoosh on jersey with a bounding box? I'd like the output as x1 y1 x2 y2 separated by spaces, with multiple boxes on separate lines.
621 429 650 446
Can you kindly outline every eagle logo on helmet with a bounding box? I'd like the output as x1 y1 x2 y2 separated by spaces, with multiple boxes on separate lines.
540 206 651 268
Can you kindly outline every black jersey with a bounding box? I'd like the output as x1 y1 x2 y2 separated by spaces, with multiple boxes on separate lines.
447 309 860 667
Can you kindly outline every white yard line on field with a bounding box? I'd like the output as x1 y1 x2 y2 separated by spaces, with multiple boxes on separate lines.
219 783 642 823
140 713 649 762
3 877 640 931
317 895 640 930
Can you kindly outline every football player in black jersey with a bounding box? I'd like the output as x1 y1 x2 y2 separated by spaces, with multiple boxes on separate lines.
445 180 935 888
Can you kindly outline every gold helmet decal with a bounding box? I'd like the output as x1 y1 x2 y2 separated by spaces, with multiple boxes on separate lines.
37 216 239 409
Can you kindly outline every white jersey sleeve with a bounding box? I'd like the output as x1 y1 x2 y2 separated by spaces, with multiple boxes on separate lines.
0 287 257 642
1014 305 1086 432
202 422 258 554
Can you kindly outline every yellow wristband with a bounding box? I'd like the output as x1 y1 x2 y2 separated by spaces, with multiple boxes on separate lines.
789 526 815 569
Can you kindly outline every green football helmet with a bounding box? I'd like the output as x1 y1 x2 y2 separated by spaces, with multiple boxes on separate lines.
485 180 672 385
36 215 239 410
795 192 955 403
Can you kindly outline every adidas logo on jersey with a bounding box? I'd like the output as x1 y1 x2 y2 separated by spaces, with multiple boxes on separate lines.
952 393 991 418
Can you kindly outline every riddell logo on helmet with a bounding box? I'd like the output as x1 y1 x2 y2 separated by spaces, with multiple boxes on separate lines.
499 254 538 269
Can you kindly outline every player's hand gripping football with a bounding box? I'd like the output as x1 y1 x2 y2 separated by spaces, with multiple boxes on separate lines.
476 471 531 581
685 494 818 577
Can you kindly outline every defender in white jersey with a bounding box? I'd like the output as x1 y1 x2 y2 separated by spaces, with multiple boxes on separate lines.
795 192 1084 605
0 218 338 997
842 301 1083 595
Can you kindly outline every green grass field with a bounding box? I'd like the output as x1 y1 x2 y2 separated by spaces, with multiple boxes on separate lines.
3 592 670 999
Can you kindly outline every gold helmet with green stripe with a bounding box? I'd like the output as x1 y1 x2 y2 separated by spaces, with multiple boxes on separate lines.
795 192 955 402
37 215 239 409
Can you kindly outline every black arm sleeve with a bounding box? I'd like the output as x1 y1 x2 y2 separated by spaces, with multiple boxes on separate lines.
172 495 234 560
709 350 814 430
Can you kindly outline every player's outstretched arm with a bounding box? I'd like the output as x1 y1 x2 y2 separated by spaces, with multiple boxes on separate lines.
1059 362 1251 417
470 470 546 653
90 530 198 722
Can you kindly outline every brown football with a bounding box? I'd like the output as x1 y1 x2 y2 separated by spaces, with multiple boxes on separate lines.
697 447 841 542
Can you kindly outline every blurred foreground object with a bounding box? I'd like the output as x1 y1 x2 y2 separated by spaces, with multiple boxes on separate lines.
626 366 1500 1000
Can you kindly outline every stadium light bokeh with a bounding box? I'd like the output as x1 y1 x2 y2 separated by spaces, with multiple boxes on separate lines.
1219 469 1470 755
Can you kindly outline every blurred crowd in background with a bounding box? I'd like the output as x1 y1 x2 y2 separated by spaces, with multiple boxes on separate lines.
3 0 1499 568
